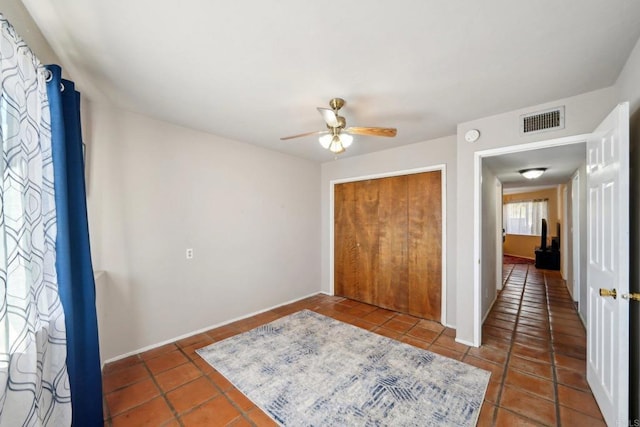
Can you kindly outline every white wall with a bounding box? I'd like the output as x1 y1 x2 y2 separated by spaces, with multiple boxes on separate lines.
456 86 619 345
1 1 60 65
481 166 499 319
86 104 321 361
614 35 640 421
616 37 640 114
5 0 322 363
320 135 457 327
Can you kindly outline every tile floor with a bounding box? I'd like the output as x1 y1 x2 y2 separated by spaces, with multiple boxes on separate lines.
102 264 604 426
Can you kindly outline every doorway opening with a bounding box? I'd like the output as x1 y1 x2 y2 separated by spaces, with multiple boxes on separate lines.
472 133 589 346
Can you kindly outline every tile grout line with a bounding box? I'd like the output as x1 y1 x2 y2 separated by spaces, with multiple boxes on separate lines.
371 311 453 356
330 302 467 361
173 342 215 426
102 392 112 426
142 356 182 426
490 265 528 426
544 271 563 427
503 263 515 287
105 341 223 426
339 303 460 357
177 333 273 426
102 356 152 424
103 298 328 425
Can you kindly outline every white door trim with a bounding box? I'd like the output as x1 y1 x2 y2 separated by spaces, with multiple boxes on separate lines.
329 164 449 326
495 177 503 291
562 186 569 280
571 170 581 303
472 133 591 346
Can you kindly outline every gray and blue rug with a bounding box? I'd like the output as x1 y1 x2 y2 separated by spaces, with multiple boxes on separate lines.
197 310 490 426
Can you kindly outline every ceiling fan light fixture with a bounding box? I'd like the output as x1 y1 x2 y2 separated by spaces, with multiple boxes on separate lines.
282 98 397 153
519 168 547 179
328 135 345 154
319 134 333 149
320 133 351 153
340 133 353 148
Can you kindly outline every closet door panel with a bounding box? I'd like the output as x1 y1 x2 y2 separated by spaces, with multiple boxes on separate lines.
407 171 442 320
334 171 443 322
334 182 357 297
377 175 408 312
353 180 380 304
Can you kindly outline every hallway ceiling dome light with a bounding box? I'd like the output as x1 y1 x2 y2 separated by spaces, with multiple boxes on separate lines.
519 168 547 179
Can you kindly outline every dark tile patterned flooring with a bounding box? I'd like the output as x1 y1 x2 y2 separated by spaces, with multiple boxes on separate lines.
102 264 603 426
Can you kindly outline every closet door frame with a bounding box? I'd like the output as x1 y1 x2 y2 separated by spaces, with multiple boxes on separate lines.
329 164 448 326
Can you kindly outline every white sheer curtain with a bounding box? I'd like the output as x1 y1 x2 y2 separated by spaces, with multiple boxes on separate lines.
503 199 548 236
0 15 71 426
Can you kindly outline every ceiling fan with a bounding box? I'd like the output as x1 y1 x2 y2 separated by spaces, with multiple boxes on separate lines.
280 98 397 154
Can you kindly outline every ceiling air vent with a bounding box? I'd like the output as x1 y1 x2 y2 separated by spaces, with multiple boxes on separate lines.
520 106 565 135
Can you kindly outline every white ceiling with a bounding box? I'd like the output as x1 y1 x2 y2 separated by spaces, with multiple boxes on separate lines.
483 142 586 189
21 0 640 162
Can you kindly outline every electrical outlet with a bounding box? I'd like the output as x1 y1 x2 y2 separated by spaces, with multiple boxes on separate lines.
186 248 194 259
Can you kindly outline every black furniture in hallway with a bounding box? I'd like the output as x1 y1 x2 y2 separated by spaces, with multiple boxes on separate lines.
534 219 560 270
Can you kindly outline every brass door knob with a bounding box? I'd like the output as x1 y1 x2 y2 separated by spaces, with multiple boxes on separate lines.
622 293 640 301
599 288 617 299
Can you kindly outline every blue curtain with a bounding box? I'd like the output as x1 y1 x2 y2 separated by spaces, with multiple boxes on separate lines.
46 65 103 427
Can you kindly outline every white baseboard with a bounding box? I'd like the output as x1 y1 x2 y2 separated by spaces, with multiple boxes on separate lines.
455 337 477 347
503 253 535 260
578 311 586 328
102 291 325 367
482 294 499 323
442 321 456 329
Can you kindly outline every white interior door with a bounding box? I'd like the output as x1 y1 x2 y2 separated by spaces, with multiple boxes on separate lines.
586 102 629 426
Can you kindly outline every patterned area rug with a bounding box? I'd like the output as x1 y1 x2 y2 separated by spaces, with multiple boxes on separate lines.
197 310 490 426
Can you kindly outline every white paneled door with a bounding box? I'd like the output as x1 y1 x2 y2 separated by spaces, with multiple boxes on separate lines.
586 103 629 427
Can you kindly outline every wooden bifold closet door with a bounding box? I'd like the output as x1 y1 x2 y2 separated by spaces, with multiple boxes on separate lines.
334 171 442 321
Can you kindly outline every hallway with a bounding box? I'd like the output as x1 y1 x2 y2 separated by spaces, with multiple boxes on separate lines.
478 263 605 425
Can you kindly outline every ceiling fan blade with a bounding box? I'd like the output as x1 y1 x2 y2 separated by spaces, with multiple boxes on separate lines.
280 130 328 141
345 127 397 137
317 107 340 127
